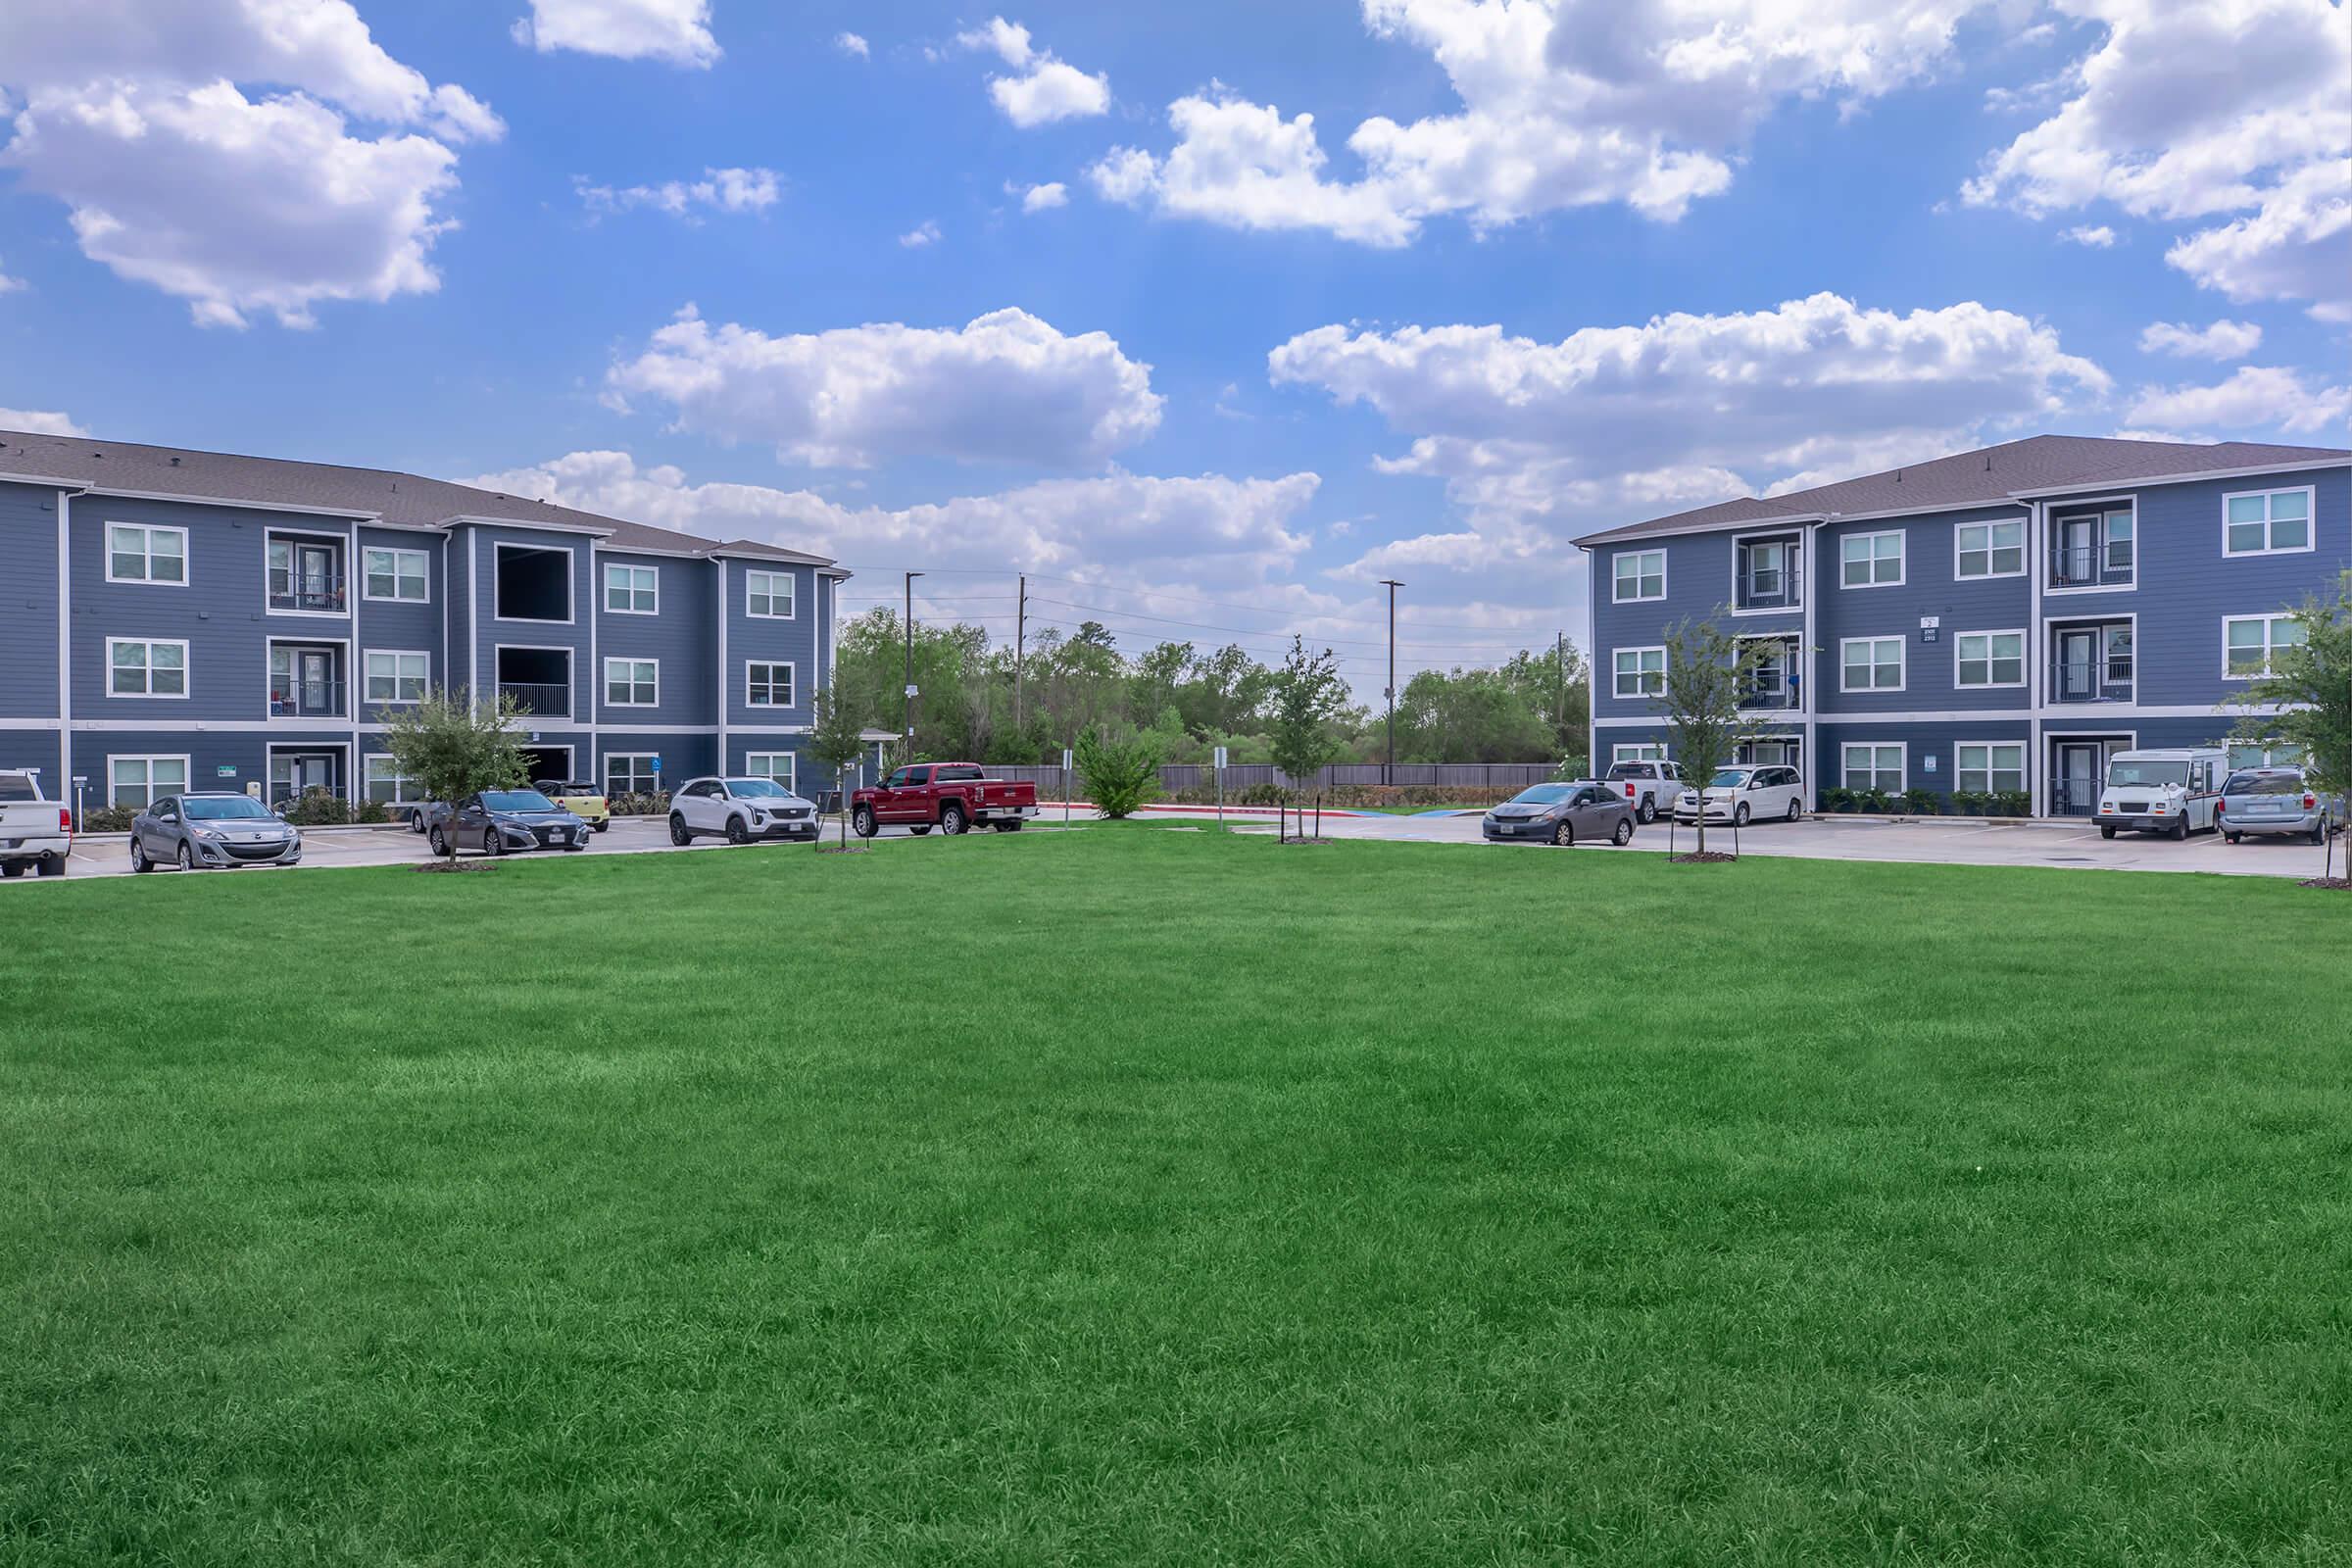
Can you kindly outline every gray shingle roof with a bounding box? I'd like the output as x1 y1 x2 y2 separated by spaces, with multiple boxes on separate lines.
0 427 838 567
1574 434 2350 547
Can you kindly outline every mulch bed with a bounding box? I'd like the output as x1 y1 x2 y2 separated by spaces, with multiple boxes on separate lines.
1668 852 1739 863
2296 877 2352 890
816 846 870 856
416 860 495 874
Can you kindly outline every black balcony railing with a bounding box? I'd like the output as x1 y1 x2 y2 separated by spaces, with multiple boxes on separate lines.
1740 683 1801 710
498 680 571 717
269 678 347 718
2049 544 2132 589
268 573 347 613
1736 563 1803 611
2049 658 2132 704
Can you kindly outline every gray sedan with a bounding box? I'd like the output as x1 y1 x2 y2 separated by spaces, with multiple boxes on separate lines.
1482 781 1636 847
2218 767 2342 844
130 792 303 871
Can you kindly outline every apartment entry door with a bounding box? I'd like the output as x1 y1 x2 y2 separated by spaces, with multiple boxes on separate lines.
2051 739 2126 817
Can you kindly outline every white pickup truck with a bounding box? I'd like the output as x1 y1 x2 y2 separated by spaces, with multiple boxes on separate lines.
0 769 73 878
1603 759 1685 823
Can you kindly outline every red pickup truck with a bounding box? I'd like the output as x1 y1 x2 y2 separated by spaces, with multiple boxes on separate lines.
851 763 1039 838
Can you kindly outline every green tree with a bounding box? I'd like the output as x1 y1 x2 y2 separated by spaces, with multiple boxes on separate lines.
2229 569 2352 882
1395 665 1557 762
377 687 530 863
1074 725 1161 818
1177 644 1274 737
1267 637 1350 800
806 683 869 852
1495 642 1591 761
1652 617 1772 858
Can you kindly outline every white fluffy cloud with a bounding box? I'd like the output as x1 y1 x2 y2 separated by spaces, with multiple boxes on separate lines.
959 16 1109 127
1093 0 1986 244
466 450 1322 591
1964 0 2351 319
512 0 717 68
2127 366 2350 437
1016 181 1069 213
2138 318 2262 360
898 220 943 248
0 262 22 295
836 32 869 59
576 167 780 219
1269 292 2112 582
605 306 1165 469
0 0 500 328
2061 223 2116 247
0 408 89 437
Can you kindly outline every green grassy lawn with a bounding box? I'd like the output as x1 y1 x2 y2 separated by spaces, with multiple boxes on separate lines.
5 829 2350 1565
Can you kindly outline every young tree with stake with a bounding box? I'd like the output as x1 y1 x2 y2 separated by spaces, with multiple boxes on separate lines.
377 688 531 865
1650 617 1773 859
2228 570 2352 884
1267 637 1349 835
807 684 870 852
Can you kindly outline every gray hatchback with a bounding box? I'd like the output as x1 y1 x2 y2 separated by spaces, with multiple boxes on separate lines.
130 792 304 871
2217 766 2342 844
1483 781 1636 847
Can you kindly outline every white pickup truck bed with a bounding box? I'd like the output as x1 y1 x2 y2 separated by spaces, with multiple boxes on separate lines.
0 770 73 878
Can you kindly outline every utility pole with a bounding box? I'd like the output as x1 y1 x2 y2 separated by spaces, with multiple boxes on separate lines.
1014 573 1027 740
1556 631 1566 733
903 570 924 747
1379 578 1403 786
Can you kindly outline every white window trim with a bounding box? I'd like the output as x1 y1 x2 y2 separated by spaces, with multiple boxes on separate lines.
1839 741 1907 793
1953 516 2028 581
492 642 575 718
363 648 431 706
744 659 798 708
1611 549 1667 604
266 635 353 718
361 546 431 605
361 752 425 806
104 522 190 587
1838 635 1906 694
1729 530 1803 617
2221 612 2301 681
492 541 576 626
2220 485 2317 559
107 754 192 808
263 527 352 619
1838 529 1906 590
2045 497 2136 596
1953 627 2029 690
105 636 191 700
1611 742 1666 763
604 562 661 615
605 752 662 797
1610 645 1666 700
1954 740 2029 796
605 657 661 708
745 568 798 620
745 751 798 792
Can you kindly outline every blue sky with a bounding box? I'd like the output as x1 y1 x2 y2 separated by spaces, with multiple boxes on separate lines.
2 0 2345 682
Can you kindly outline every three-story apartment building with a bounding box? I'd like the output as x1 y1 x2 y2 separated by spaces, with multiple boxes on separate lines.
0 429 845 813
1580 436 2351 815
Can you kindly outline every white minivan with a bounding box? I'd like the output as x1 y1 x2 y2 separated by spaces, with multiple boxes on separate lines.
2096 748 2230 841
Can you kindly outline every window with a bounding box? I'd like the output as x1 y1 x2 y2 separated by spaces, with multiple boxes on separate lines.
1955 518 2025 578
365 650 428 704
747 569 795 618
1840 530 1903 588
107 523 187 585
2225 614 2304 678
1841 744 1904 793
606 754 660 797
746 662 795 707
745 752 797 791
1612 743 1666 763
606 658 659 707
2224 488 2314 556
2052 507 2133 587
1737 538 1797 608
1956 743 2025 795
363 547 428 602
363 755 421 805
2228 742 2306 770
1612 647 1665 699
1839 636 1903 692
109 755 187 808
107 638 188 698
605 563 659 613
2105 512 2135 572
1955 631 2026 688
1612 550 1665 603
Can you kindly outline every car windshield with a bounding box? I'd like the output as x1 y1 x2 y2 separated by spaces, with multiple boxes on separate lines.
483 790 556 811
2225 770 2301 796
1510 784 1577 805
1708 769 1753 788
725 779 791 798
184 796 272 820
2106 760 2186 789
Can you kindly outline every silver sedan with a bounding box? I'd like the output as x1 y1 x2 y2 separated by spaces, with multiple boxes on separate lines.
1483 781 1637 847
129 792 304 871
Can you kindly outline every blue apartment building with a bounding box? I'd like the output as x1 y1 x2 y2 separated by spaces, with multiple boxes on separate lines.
1579 436 2351 815
0 428 845 813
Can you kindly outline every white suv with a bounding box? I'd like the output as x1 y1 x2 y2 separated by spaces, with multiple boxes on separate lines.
667 777 820 845
1676 764 1805 826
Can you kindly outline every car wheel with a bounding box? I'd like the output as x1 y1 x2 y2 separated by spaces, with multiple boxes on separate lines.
0 862 20 878
2099 825 2117 840
130 839 151 873
428 825 449 857
2312 821 2329 847
483 827 505 857
2170 815 2189 842
176 841 195 872
593 821 610 833
940 803 968 836
725 815 753 846
1637 799 1656 824
1785 798 1801 822
1733 803 1751 827
408 809 427 834
992 820 1022 833
852 807 877 839
909 825 932 836
1613 817 1634 847
1549 818 1574 847
36 854 64 878
668 813 693 846
2226 832 2241 844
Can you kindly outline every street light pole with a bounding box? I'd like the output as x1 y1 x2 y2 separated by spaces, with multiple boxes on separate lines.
903 570 924 747
1379 578 1403 786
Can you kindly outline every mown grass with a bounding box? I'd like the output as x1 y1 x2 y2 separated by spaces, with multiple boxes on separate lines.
4 827 2349 1565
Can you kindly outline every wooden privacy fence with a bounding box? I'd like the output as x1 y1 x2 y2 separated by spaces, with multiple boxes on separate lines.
981 761 1560 793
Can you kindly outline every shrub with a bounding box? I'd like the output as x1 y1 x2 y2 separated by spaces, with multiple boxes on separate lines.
1857 788 1891 813
1075 726 1162 819
282 788 354 826
1948 790 1985 816
1820 786 1853 813
1900 787 1938 815
609 792 671 817
353 800 390 825
1992 790 2033 818
78 805 135 833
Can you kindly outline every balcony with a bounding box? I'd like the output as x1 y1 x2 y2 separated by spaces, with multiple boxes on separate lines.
268 533 348 613
498 681 571 718
1740 681 1802 710
2048 542 2133 591
1735 539 1803 612
2049 622 2133 705
269 678 347 719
